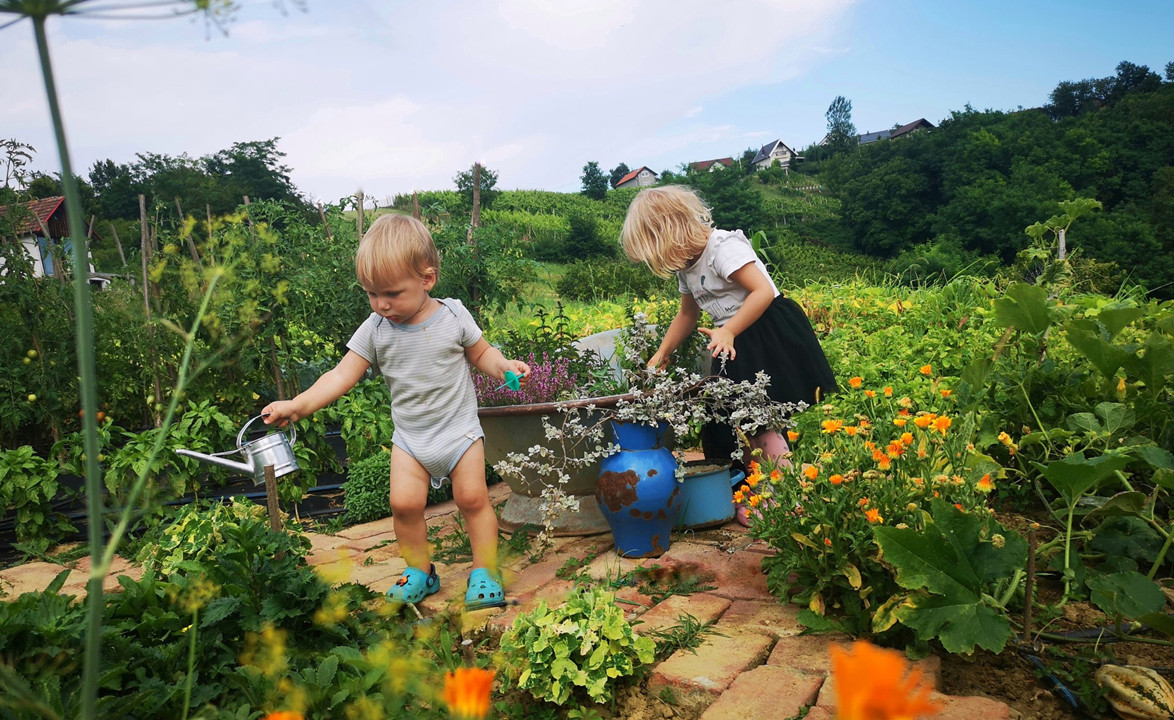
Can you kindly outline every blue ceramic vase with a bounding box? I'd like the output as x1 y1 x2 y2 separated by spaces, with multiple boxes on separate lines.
595 421 680 557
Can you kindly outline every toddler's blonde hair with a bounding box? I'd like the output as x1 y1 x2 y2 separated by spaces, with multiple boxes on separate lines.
355 214 440 288
621 185 713 278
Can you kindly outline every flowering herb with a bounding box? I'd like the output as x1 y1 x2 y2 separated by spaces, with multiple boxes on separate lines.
473 353 581 407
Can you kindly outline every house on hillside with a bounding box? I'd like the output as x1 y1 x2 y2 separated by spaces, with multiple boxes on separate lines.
0 196 108 287
689 157 734 173
856 129 892 145
614 166 659 189
889 118 935 139
751 140 799 170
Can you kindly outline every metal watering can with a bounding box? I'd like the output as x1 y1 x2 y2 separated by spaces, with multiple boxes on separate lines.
175 415 298 485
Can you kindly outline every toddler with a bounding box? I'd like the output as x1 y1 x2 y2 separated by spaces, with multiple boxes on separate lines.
263 214 529 609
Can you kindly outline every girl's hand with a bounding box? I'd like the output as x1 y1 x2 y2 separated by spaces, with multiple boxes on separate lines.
699 326 736 361
647 351 669 371
262 400 299 427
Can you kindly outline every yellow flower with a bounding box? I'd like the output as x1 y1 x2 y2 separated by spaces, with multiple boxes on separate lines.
733 489 745 503
787 430 800 442
997 431 1013 446
803 465 819 480
913 414 933 429
749 494 762 507
883 386 893 397
919 364 933 376
976 474 995 493
830 641 940 720
865 508 884 524
849 376 864 389
443 667 495 720
893 417 908 428
822 419 844 434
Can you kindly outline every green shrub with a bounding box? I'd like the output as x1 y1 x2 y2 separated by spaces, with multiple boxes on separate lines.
555 259 674 302
343 450 454 525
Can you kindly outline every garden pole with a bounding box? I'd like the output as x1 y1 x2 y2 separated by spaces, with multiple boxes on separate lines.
264 464 282 533
32 15 104 718
1023 526 1036 645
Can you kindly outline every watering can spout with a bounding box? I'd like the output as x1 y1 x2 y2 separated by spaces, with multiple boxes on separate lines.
175 448 256 476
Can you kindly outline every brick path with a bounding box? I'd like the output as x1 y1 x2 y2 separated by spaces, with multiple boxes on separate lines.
0 480 1010 719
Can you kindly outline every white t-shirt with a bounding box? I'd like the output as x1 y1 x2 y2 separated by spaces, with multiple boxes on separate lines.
676 229 780 326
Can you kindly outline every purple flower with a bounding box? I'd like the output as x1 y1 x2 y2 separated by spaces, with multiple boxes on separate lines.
474 353 581 407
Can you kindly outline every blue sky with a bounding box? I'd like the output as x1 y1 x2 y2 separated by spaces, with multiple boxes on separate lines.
2 0 1170 204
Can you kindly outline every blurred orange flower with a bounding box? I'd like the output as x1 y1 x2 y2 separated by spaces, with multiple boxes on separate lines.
864 389 876 398
900 432 914 446
264 713 303 720
883 386 893 397
845 425 859 436
443 667 495 720
920 364 932 376
787 430 800 442
941 389 952 397
893 418 908 428
804 465 819 480
913 415 933 429
976 474 995 493
865 508 884 524
824 537 833 547
829 474 844 486
749 494 762 507
849 376 863 388
931 415 952 435
830 640 939 720
822 419 845 434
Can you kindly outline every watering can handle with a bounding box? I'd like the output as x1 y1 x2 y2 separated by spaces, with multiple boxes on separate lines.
237 414 296 450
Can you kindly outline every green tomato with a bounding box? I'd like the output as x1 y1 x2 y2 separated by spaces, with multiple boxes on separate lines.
23 357 31 365
27 394 37 402
26 349 38 359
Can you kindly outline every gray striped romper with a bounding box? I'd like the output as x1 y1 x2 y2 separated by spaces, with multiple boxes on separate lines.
346 298 484 485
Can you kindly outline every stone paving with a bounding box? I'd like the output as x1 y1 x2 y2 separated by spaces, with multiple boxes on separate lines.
0 480 1011 719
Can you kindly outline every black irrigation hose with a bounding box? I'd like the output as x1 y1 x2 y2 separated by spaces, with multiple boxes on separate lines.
1019 652 1093 716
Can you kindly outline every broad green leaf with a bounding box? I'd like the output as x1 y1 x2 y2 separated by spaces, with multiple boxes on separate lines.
1096 306 1144 339
1138 612 1174 639
1089 516 1162 565
1094 403 1133 435
896 592 1013 654
993 283 1052 334
842 563 862 590
316 654 339 687
1033 452 1132 505
1133 444 1174 471
1087 572 1165 620
1066 321 1130 378
1066 413 1101 434
1084 492 1147 522
1124 335 1174 390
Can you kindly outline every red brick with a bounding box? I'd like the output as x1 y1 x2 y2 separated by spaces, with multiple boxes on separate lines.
633 592 731 635
655 540 772 600
930 693 1011 720
337 517 395 540
698 665 823 720
650 629 774 699
717 599 804 639
307 532 349 556
768 634 851 674
340 530 398 553
802 708 833 720
0 562 76 597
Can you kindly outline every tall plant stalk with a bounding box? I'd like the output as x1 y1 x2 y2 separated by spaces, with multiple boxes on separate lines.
29 14 105 719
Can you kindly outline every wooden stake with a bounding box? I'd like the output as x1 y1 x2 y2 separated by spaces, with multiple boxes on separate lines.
206 204 216 264
139 195 150 316
1023 526 1036 645
242 196 256 242
317 201 333 240
412 191 420 220
356 190 365 237
264 464 282 533
175 198 203 270
108 222 127 267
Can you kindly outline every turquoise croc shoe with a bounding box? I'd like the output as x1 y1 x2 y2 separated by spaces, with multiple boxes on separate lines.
465 568 506 610
386 564 440 604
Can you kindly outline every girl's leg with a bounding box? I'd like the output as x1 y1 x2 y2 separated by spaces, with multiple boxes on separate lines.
449 440 498 573
389 445 432 571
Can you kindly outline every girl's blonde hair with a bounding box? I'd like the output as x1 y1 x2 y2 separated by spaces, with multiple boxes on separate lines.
620 185 713 278
355 214 440 288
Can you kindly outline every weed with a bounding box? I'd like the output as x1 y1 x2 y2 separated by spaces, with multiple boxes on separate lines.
657 686 678 706
433 515 473 564
651 612 724 660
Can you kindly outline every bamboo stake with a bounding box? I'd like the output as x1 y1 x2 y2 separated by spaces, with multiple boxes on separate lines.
139 194 150 315
108 222 127 267
356 190 365 237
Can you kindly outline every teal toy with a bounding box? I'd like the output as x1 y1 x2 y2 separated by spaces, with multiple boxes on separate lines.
495 370 523 391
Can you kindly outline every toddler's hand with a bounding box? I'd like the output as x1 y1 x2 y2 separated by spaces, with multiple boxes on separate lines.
699 326 736 361
506 359 531 386
262 400 298 427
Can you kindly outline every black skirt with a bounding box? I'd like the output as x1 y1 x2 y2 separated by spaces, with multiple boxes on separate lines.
702 294 838 460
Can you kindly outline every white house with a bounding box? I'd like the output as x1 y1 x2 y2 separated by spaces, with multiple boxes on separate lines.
614 166 659 189
0 196 107 287
751 140 798 170
689 157 734 173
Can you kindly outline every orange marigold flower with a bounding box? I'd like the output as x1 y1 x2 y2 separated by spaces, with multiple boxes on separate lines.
858 497 870 507
822 419 844 434
931 415 952 435
770 469 782 482
264 713 303 720
745 472 762 488
787 430 800 442
830 641 940 720
976 474 995 493
900 432 914 446
829 474 844 485
872 449 887 462
920 364 933 376
893 417 908 427
858 419 871 428
803 465 819 480
733 490 745 503
877 456 893 470
883 386 893 397
886 441 904 458
864 441 876 451
955 503 964 511
865 508 884 524
864 389 876 399
824 537 833 547
849 376 864 389
913 415 933 429
749 494 762 507
941 389 952 397
443 667 495 720
748 460 760 473
845 425 858 436
910 476 924 486
917 448 928 459
898 408 911 416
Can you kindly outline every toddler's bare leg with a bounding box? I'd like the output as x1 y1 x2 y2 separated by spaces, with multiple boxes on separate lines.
389 445 432 571
449 440 499 573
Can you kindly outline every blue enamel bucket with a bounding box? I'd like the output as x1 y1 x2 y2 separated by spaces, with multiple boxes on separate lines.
676 461 746 530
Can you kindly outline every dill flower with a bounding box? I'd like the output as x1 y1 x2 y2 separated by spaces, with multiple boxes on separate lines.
443 667 495 720
830 641 939 720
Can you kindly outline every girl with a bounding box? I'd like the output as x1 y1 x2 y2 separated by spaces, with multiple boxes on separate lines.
620 185 838 464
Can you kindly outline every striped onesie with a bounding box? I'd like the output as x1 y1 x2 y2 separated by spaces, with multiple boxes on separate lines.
347 298 484 485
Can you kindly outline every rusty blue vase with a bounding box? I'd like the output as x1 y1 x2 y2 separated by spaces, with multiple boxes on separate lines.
595 421 679 558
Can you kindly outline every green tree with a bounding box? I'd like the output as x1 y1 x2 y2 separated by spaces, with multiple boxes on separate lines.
1 138 35 196
609 162 630 188
204 138 305 210
580 161 608 200
88 158 141 220
454 163 499 211
825 95 857 156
